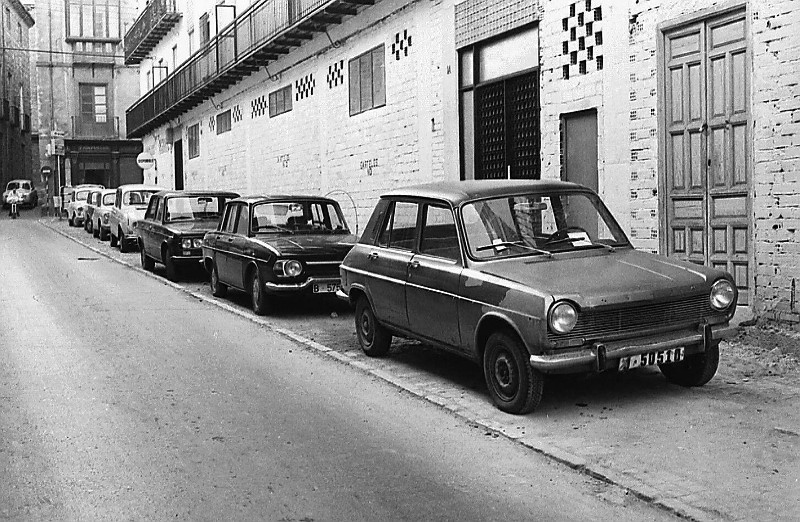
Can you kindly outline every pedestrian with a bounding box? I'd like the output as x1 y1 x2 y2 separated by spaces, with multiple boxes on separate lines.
8 188 21 218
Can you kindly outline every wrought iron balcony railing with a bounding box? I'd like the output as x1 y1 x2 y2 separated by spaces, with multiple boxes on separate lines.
124 0 182 65
126 0 373 139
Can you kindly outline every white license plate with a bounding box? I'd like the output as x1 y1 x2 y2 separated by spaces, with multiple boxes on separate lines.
313 283 340 294
618 347 684 371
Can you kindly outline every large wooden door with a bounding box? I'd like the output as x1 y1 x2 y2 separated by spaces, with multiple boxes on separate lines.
663 9 750 304
562 109 598 236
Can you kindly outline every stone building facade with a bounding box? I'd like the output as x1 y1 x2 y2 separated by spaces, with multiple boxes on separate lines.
126 0 799 321
0 0 35 189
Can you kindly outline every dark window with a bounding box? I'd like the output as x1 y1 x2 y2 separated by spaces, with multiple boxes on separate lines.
349 45 386 116
199 13 210 44
79 84 107 123
269 85 292 117
145 196 158 220
222 205 240 233
155 198 165 222
216 110 231 134
188 123 200 158
420 205 459 261
378 201 418 250
235 206 249 235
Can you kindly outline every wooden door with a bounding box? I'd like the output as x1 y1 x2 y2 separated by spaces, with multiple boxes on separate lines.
663 9 750 304
562 109 598 235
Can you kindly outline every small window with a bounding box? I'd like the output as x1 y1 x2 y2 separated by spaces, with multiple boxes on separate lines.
145 197 158 220
378 201 418 250
155 198 165 222
222 204 240 233
420 205 459 261
188 123 200 158
216 110 231 134
235 206 250 235
269 85 292 117
199 13 210 44
349 45 385 116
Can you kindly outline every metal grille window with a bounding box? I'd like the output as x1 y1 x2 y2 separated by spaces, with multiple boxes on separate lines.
187 123 200 158
269 85 292 118
79 84 107 123
349 45 386 116
66 0 120 40
216 110 231 134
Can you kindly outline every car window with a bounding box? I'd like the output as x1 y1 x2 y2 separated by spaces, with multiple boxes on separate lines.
222 205 241 233
165 196 226 222
419 205 459 261
6 182 19 190
75 190 90 202
155 198 164 221
378 201 418 250
144 197 157 220
21 182 31 190
102 193 115 206
235 205 250 235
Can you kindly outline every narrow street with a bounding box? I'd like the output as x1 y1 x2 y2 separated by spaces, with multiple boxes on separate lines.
0 212 680 521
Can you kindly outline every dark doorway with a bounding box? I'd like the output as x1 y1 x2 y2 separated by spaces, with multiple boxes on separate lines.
174 140 184 190
561 109 598 235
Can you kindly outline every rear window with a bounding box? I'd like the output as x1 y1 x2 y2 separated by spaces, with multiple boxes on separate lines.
6 182 19 190
102 193 115 206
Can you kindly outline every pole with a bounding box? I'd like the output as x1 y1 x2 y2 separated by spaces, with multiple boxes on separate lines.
55 154 61 219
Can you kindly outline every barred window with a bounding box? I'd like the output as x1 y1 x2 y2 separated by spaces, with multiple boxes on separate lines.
269 85 292 117
188 123 200 158
216 110 231 134
79 84 107 123
66 0 120 40
349 45 386 116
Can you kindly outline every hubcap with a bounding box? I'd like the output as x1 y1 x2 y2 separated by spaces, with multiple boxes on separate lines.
493 352 518 399
360 310 373 343
252 277 260 306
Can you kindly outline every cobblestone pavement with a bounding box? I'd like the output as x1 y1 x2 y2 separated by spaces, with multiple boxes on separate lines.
43 217 800 522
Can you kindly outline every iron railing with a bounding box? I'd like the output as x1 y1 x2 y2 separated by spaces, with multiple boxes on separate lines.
126 0 369 139
124 0 182 65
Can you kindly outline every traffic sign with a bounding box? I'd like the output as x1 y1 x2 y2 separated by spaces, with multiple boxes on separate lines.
137 151 156 170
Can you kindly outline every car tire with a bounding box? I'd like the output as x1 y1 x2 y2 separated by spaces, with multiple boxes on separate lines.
659 341 719 387
140 247 155 271
93 222 100 238
109 231 118 247
85 219 93 234
250 270 272 316
119 229 130 252
210 264 227 298
99 226 108 241
354 296 391 357
483 330 543 415
164 253 179 282
68 214 75 227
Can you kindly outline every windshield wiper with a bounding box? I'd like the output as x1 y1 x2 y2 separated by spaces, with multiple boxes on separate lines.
256 224 293 234
476 241 553 258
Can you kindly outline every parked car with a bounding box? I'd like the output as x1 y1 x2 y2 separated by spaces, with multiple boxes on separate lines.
338 180 739 414
91 189 117 240
202 195 357 314
108 184 160 252
66 184 104 227
2 179 38 208
83 188 104 234
136 190 239 281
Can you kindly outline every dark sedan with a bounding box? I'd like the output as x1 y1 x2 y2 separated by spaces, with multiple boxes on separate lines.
136 190 239 281
202 195 357 315
339 180 739 414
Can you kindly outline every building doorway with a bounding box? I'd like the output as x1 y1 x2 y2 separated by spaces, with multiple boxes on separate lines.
661 7 750 304
174 139 184 190
561 109 598 235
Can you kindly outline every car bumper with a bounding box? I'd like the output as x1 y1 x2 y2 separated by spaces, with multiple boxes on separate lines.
529 323 738 374
264 277 341 294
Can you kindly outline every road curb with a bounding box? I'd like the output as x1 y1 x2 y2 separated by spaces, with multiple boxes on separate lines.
41 219 718 522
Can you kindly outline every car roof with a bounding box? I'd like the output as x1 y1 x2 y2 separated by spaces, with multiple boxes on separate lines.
230 194 339 204
154 189 240 198
116 184 161 191
8 179 33 183
380 179 592 205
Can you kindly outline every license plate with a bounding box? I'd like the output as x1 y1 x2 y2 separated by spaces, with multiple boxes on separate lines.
313 283 340 294
618 347 684 371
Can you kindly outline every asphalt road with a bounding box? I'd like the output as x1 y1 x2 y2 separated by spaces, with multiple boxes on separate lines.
0 213 678 520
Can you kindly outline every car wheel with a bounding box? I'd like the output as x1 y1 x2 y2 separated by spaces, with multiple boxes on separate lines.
93 222 100 238
99 226 108 241
659 342 719 387
250 270 272 315
164 253 179 282
118 229 130 252
140 247 155 271
354 296 391 357
483 330 543 415
85 219 93 234
68 214 75 226
210 263 227 298
109 231 118 247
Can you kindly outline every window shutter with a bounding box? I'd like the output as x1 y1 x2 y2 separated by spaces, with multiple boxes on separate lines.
359 53 373 111
349 57 360 115
372 46 386 107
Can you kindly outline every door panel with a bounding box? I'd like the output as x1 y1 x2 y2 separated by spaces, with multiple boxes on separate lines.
365 248 413 330
406 255 461 347
663 10 750 304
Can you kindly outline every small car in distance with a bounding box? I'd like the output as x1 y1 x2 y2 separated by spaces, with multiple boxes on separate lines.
338 180 739 414
66 184 104 227
108 184 160 252
3 179 38 209
92 189 117 240
84 188 104 234
202 195 357 314
136 190 239 281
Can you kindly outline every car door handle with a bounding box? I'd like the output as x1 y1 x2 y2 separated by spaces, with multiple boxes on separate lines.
409 260 420 269
226 237 234 242
367 252 379 260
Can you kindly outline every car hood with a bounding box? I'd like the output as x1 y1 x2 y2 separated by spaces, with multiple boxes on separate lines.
252 233 357 257
476 249 723 308
164 220 220 235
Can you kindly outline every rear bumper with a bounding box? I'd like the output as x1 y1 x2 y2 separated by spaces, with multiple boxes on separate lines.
530 323 737 374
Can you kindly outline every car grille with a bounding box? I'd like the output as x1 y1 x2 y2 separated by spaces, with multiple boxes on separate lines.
304 261 341 279
548 294 721 343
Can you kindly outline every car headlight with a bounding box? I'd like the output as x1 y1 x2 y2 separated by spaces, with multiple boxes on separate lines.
710 279 735 310
548 301 578 334
193 239 203 248
274 259 303 277
103 214 109 223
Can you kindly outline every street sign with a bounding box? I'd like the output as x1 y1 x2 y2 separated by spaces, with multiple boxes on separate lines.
41 166 52 177
136 151 156 170
51 130 66 138
52 138 65 156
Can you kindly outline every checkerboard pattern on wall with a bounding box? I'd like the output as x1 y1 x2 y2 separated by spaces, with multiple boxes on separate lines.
232 104 242 123
391 30 412 60
561 0 603 79
251 95 268 118
327 60 345 89
295 74 315 101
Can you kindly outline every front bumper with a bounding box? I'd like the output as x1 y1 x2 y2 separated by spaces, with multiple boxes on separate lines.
264 277 341 294
530 323 738 374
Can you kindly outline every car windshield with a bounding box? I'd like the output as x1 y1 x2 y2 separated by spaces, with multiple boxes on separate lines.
102 193 115 206
461 191 629 260
251 200 348 234
123 190 157 206
6 182 19 190
166 196 226 222
75 190 90 201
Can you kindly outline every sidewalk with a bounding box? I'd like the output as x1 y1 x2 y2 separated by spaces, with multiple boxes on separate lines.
42 217 800 522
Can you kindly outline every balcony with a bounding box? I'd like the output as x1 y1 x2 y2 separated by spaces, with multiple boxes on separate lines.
72 116 121 139
126 0 374 139
124 0 182 65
